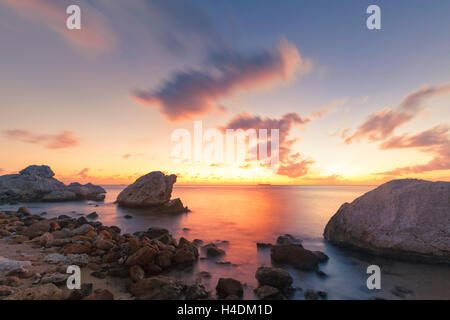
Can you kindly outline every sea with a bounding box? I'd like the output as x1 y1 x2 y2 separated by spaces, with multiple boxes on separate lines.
1 185 449 300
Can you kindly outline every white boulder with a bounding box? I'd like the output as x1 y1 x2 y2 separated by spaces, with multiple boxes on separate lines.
324 179 450 264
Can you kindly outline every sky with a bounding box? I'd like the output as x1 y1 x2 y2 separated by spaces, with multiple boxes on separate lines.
0 0 449 185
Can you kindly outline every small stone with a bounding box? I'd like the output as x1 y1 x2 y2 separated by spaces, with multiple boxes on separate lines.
84 289 114 300
216 278 243 299
130 265 145 282
86 212 98 220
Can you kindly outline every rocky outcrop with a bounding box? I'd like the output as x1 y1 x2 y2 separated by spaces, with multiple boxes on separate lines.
324 179 450 264
116 171 188 213
0 165 106 203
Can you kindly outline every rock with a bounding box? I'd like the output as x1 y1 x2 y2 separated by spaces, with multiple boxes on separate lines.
124 215 133 219
257 243 272 249
17 207 31 215
125 245 158 266
216 278 243 299
173 238 199 266
106 266 129 278
270 244 319 270
158 198 189 214
255 267 293 291
23 220 52 238
254 285 284 300
86 212 99 220
313 251 329 263
102 251 121 263
304 289 319 300
128 276 186 300
0 165 106 203
84 289 114 300
155 250 173 269
0 256 31 271
67 183 106 201
5 283 66 300
130 265 145 282
276 234 302 245
71 224 94 236
91 271 107 279
46 238 72 247
324 179 450 264
185 283 209 300
95 238 114 250
0 276 21 287
63 243 91 255
116 171 177 207
391 286 414 298
40 272 69 286
203 243 225 258
67 283 93 300
143 263 163 276
0 285 16 297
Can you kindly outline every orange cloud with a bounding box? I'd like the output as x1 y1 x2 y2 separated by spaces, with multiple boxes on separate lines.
132 38 312 121
4 130 79 149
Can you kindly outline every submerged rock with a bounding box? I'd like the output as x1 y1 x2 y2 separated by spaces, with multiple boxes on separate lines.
324 179 450 264
0 165 106 203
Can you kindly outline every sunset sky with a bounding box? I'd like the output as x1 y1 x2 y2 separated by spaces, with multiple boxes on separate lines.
0 0 449 185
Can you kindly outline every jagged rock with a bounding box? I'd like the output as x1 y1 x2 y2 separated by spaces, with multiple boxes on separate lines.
324 179 450 264
203 243 225 258
276 234 302 245
173 238 199 266
116 171 177 207
0 165 106 203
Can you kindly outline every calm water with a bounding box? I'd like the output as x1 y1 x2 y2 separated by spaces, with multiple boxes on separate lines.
1 185 449 300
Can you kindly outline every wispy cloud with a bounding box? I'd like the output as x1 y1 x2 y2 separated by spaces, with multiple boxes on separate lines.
0 0 116 53
4 130 79 149
377 124 450 175
78 168 90 180
344 84 450 144
132 38 312 121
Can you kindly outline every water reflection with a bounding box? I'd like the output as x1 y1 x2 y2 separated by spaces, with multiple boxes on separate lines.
1 185 449 299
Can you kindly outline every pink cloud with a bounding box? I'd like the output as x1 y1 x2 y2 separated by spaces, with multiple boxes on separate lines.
132 38 312 121
223 112 314 178
377 125 450 175
0 0 115 53
345 84 450 144
4 130 79 149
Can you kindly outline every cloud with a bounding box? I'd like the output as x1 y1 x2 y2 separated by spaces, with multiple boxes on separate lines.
78 168 90 179
223 112 314 178
344 84 450 144
377 125 450 175
0 168 4 174
132 38 312 121
123 154 131 159
0 0 116 53
4 130 79 149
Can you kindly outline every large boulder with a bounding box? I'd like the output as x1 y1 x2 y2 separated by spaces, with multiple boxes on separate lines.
270 244 319 270
324 179 450 264
255 267 293 291
0 165 106 203
116 171 177 207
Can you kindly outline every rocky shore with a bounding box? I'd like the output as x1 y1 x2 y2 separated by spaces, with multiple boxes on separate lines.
0 165 105 203
0 208 328 300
